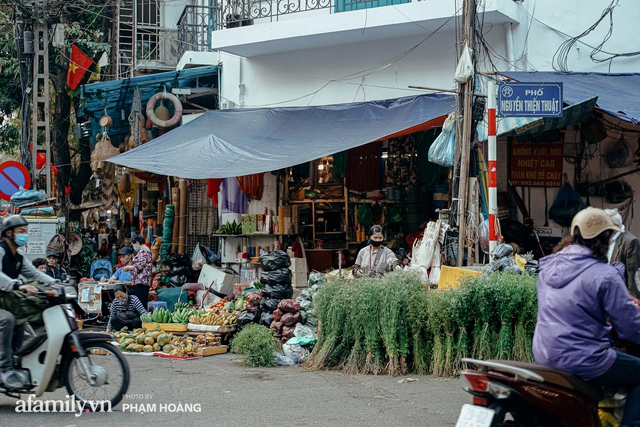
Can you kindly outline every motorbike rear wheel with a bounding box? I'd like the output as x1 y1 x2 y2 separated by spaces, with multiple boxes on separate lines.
62 341 130 409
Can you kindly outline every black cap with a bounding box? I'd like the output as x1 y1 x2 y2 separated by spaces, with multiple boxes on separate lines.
118 246 133 255
46 251 59 258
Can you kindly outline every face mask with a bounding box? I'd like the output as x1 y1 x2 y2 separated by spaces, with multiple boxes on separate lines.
370 240 382 247
116 297 127 305
133 246 140 253
14 234 28 247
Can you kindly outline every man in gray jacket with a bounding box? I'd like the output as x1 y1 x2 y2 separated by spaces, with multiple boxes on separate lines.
0 216 57 389
606 209 640 298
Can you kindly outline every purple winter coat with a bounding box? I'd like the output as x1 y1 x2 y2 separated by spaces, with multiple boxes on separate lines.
533 244 640 381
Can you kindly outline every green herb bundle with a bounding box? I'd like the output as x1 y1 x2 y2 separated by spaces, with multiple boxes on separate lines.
230 324 278 367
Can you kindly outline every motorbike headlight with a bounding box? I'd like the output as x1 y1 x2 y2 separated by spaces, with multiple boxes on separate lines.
64 285 78 300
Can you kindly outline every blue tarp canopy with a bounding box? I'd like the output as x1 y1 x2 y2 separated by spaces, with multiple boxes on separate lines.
502 72 640 124
108 94 456 179
80 66 219 146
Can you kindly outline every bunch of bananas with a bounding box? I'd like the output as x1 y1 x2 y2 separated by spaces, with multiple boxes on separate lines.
195 333 221 346
189 310 238 326
215 220 242 235
169 337 198 356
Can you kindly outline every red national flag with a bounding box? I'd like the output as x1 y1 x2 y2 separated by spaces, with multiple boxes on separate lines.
66 44 94 90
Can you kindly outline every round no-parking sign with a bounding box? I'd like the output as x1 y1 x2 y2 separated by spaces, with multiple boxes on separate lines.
0 161 31 201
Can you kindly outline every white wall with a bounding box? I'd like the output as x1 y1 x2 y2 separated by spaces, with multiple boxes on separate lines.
211 0 640 240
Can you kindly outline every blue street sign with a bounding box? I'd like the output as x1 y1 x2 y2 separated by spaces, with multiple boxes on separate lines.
497 82 563 118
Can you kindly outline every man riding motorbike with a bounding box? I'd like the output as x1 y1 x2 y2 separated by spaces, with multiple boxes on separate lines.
533 207 640 427
0 215 58 389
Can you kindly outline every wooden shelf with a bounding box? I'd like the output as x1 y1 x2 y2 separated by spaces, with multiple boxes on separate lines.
289 199 346 204
212 234 283 238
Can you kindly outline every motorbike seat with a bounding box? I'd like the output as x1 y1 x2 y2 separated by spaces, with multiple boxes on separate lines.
490 360 604 403
15 334 47 356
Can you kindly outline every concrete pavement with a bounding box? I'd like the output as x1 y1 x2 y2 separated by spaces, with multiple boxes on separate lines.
0 352 469 427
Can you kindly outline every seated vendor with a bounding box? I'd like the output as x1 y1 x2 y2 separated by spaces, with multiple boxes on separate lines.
45 252 67 280
109 247 133 285
106 284 148 333
352 225 399 277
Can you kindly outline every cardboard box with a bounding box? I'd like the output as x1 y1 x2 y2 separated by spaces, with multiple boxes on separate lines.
197 264 236 306
290 258 309 288
241 215 257 234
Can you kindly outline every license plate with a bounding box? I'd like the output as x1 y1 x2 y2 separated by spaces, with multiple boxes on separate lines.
455 404 495 427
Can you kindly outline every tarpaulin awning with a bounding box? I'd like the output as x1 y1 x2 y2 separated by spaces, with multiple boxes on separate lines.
107 94 456 179
477 97 598 141
502 71 640 124
80 66 219 146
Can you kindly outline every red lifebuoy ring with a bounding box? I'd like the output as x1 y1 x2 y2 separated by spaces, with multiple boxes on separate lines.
146 92 183 128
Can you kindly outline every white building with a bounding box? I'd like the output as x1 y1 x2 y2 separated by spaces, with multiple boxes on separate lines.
172 0 640 242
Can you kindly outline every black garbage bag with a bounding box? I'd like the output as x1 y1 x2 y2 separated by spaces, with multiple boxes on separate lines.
168 253 192 268
261 283 293 300
169 265 192 277
169 274 189 287
260 297 281 314
260 267 292 286
259 250 291 271
260 312 274 328
236 310 258 326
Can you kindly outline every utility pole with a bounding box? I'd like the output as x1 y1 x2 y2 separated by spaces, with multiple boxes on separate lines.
455 0 475 266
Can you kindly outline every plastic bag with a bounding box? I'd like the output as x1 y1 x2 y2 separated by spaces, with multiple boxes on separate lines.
277 299 301 313
282 325 296 340
261 283 293 299
169 275 189 287
281 312 302 327
191 243 219 270
259 250 291 271
260 297 281 313
273 308 284 322
308 272 325 287
9 187 45 207
260 312 274 328
428 113 456 168
454 43 474 84
282 344 304 364
245 292 262 305
478 219 489 254
260 267 292 285
548 183 586 227
606 135 631 169
270 320 283 334
274 351 295 366
294 323 317 340
236 310 258 326
493 243 514 260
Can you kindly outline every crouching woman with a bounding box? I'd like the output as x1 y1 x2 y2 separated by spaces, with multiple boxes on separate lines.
106 284 148 333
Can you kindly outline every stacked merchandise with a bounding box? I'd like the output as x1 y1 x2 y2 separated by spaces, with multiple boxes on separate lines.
270 299 302 343
259 250 293 327
294 272 325 328
235 250 293 329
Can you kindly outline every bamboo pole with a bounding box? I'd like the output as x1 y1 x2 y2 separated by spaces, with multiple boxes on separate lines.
178 178 187 254
171 187 180 253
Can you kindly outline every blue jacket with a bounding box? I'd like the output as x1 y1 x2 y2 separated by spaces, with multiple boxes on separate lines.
533 244 640 381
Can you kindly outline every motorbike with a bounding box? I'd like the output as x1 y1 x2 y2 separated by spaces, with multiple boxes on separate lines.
0 282 130 408
455 357 618 427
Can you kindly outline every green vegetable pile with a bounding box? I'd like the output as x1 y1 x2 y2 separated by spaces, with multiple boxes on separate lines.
305 271 537 377
231 324 279 367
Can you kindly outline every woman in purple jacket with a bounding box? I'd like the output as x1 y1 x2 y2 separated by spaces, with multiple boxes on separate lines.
533 207 640 427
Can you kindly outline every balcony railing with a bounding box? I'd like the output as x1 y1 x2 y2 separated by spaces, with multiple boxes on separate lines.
177 0 412 54
177 6 216 58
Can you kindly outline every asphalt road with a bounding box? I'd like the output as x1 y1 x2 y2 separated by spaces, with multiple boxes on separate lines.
0 352 469 427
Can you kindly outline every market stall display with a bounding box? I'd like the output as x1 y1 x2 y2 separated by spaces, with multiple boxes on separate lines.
114 328 228 357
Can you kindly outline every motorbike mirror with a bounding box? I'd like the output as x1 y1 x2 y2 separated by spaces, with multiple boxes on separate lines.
64 285 78 300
